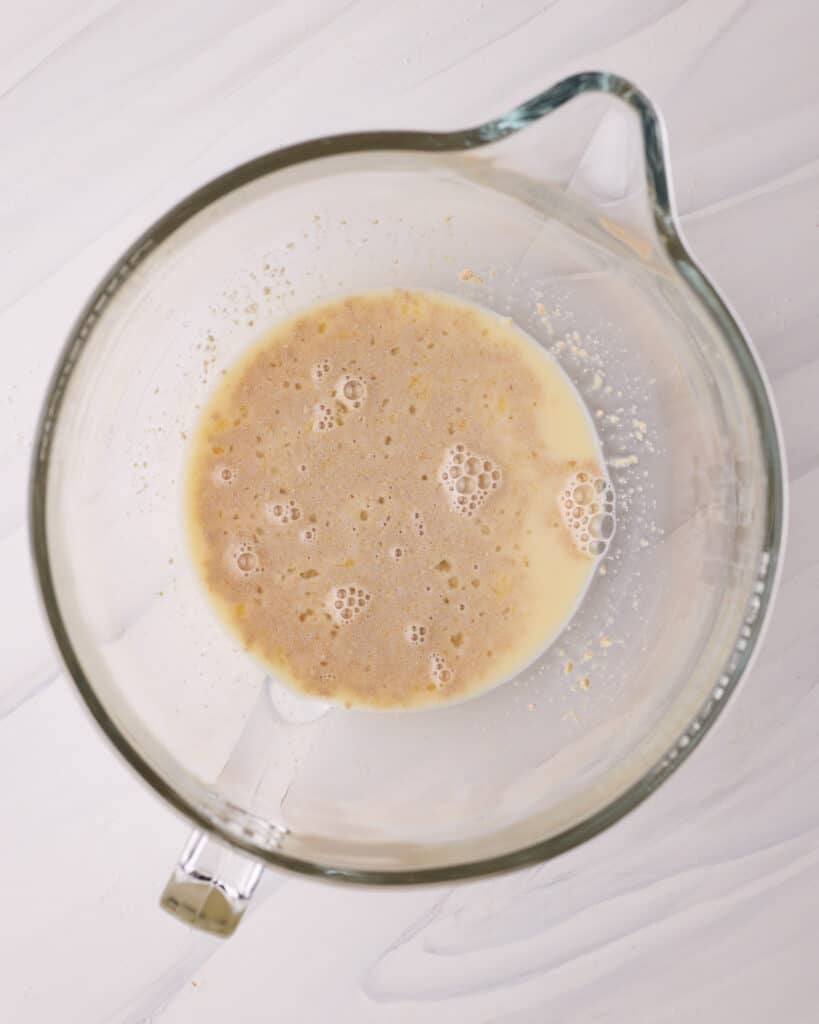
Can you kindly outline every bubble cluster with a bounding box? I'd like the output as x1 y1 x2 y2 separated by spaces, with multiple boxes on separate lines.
312 401 340 432
326 584 371 625
311 358 332 384
231 541 260 577
559 471 616 557
429 652 454 687
412 510 425 537
404 623 427 646
390 545 404 561
266 498 302 525
213 465 237 486
300 526 317 543
334 373 367 411
439 444 501 516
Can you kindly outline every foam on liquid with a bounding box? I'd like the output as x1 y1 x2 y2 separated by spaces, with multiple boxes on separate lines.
186 289 613 709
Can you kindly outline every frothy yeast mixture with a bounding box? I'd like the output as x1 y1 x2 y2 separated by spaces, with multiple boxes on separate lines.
186 289 614 709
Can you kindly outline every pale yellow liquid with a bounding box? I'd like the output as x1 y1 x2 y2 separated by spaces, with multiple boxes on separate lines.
186 289 606 709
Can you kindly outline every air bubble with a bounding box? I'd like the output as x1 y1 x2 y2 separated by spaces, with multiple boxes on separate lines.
573 483 595 504
559 471 616 557
231 541 260 577
266 498 302 526
390 546 404 560
237 551 256 572
404 623 428 646
326 584 371 625
456 476 477 495
429 652 454 688
312 401 340 432
589 512 615 540
334 374 367 411
438 443 501 517
311 358 331 384
214 465 237 487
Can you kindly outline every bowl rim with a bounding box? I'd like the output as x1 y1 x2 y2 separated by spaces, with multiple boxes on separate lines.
29 70 787 884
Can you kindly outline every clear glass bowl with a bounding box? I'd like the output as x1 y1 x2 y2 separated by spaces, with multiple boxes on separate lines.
31 72 785 935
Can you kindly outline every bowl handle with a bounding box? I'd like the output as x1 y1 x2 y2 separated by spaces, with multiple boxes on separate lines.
160 829 263 937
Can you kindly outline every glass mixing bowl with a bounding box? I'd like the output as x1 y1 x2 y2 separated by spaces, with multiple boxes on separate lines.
31 72 785 936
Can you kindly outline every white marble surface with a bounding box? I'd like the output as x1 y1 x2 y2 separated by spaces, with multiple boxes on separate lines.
2 1 818 1020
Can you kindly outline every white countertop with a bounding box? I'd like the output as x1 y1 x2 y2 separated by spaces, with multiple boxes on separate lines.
2 2 818 1021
